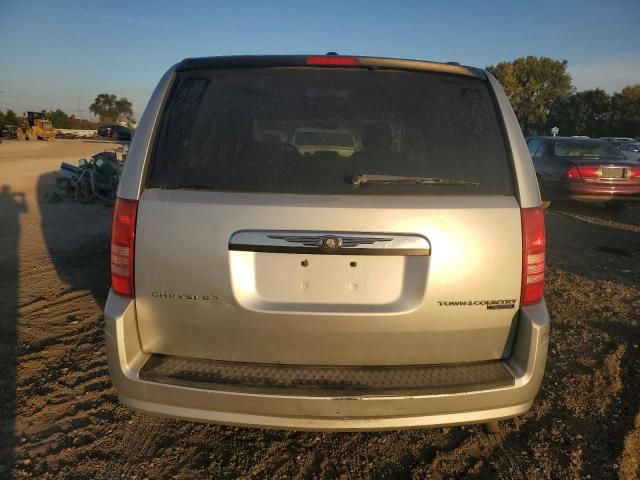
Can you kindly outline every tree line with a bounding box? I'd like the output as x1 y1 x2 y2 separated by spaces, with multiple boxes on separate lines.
487 56 640 138
0 108 99 129
0 93 135 130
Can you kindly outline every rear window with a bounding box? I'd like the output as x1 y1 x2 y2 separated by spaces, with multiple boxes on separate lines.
554 141 625 159
148 68 513 195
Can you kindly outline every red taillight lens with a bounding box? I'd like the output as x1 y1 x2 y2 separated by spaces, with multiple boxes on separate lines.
306 56 359 66
111 198 138 297
521 207 546 305
629 167 640 178
578 166 600 178
566 166 600 178
566 166 580 178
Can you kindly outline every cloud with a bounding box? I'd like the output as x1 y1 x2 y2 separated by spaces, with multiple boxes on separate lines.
569 56 640 93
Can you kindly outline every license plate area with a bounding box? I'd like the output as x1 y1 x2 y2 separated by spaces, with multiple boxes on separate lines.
600 167 625 179
229 251 428 314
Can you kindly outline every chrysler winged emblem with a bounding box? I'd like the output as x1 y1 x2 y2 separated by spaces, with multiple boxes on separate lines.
267 234 392 251
321 235 341 251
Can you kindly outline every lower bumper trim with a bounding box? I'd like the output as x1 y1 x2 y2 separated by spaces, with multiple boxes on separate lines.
139 355 514 397
121 393 533 431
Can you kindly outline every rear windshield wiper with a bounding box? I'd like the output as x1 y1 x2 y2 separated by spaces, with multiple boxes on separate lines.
351 174 480 187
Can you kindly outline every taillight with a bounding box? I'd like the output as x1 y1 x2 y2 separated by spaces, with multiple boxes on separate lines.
565 166 580 178
629 167 640 178
566 166 600 178
521 207 545 305
111 198 138 297
306 56 359 66
578 166 600 178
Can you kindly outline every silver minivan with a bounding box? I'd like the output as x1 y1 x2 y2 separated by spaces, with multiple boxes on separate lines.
105 55 549 431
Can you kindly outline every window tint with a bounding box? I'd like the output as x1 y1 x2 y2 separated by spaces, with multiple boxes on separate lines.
149 69 514 195
527 139 541 157
534 141 546 158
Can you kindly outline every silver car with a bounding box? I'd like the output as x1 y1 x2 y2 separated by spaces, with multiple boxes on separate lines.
618 142 640 162
105 55 549 431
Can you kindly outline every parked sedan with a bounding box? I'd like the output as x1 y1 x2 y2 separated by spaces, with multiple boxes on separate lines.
98 124 132 141
528 136 640 208
618 143 640 162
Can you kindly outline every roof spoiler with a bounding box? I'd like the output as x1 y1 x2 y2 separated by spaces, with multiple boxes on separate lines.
175 55 485 79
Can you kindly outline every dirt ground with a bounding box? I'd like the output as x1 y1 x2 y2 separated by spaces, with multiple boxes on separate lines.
0 139 638 480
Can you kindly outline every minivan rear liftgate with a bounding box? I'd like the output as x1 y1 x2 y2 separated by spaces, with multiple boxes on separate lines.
105 55 550 430
133 192 524 366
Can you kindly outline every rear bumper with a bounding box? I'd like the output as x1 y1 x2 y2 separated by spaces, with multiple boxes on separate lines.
104 292 550 431
567 181 640 201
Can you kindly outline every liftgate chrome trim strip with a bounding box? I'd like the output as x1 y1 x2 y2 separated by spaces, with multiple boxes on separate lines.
229 231 431 256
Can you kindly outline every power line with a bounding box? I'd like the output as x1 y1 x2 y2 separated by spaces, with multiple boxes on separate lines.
0 92 93 114
0 99 95 119
0 86 95 103
0 85 140 104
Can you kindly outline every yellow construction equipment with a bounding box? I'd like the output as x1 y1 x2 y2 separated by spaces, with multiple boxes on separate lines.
16 111 57 141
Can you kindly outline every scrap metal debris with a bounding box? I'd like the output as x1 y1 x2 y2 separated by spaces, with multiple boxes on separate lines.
54 147 127 203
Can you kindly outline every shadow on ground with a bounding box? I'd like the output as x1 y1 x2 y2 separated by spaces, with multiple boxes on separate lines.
37 172 112 307
0 185 27 477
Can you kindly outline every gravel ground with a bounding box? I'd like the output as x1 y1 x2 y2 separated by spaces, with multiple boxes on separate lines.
0 140 638 479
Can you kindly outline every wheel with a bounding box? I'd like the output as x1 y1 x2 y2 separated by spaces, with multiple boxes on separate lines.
541 200 551 209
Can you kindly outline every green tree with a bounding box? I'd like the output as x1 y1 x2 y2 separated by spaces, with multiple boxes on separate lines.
0 110 5 125
546 96 587 136
486 56 574 135
89 94 134 124
48 109 73 129
5 109 18 125
546 89 611 137
610 93 640 137
114 97 134 124
44 109 100 129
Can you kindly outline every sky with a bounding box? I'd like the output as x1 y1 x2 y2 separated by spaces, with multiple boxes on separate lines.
1 0 639 120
